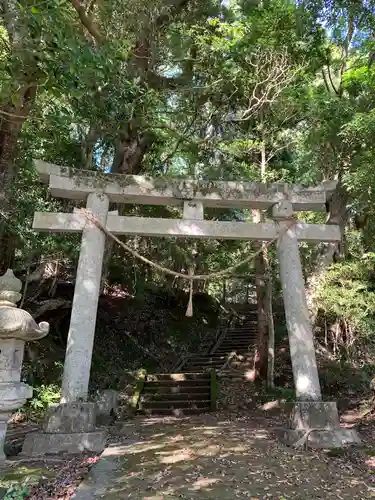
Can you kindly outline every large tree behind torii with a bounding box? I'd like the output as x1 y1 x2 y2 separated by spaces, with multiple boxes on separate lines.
0 0 218 272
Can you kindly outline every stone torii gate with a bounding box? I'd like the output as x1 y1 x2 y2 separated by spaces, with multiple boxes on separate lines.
29 160 359 450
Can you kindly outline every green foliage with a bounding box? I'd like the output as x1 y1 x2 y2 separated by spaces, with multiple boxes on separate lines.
26 384 61 417
3 485 29 500
319 359 373 395
315 238 375 338
264 387 296 402
4 0 375 399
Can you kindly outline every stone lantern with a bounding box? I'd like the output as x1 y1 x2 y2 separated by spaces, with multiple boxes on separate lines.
0 269 49 462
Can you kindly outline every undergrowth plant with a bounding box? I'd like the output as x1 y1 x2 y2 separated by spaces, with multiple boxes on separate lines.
24 384 61 418
314 244 375 364
4 484 29 500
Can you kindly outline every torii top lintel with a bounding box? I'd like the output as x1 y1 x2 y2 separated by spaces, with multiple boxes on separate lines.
34 160 336 212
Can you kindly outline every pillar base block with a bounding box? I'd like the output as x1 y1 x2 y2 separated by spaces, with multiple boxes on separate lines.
278 401 362 449
291 401 340 429
21 402 107 456
43 402 97 433
279 427 361 449
21 430 107 456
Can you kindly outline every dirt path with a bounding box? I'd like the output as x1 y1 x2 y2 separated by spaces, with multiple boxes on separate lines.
72 414 373 500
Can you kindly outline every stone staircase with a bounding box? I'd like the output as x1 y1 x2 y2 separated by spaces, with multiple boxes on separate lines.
134 309 258 416
137 372 214 416
181 310 258 373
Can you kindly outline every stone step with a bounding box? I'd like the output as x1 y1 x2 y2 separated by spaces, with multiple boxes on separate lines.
219 344 254 348
221 338 255 342
186 362 224 367
182 363 217 373
184 367 222 372
141 407 211 416
186 362 225 366
219 342 252 346
141 392 210 402
226 333 257 336
187 358 225 363
189 354 226 358
183 363 225 373
144 382 211 389
215 347 250 351
230 331 257 334
215 351 249 355
143 384 210 394
183 369 222 373
142 400 211 410
226 330 258 339
218 348 251 351
219 371 251 377
184 366 223 371
214 349 248 356
217 342 253 345
226 340 255 343
228 330 258 334
232 323 257 327
183 362 223 366
185 364 225 368
227 332 257 336
186 356 228 365
183 365 223 370
234 325 257 328
232 322 257 325
183 367 222 372
146 373 209 382
231 328 256 332
187 355 227 360
184 359 222 372
225 339 256 342
223 342 254 346
216 350 249 353
218 341 253 345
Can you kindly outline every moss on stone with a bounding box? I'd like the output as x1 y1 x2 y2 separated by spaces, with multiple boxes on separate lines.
0 465 55 489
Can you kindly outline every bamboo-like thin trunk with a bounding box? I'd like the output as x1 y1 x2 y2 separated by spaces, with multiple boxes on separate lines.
252 209 268 380
254 120 276 386
265 275 275 389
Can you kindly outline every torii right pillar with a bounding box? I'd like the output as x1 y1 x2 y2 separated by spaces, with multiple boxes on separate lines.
273 200 361 448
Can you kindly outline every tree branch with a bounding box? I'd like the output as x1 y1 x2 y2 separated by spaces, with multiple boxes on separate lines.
327 64 340 96
321 68 331 93
69 0 104 43
156 0 191 27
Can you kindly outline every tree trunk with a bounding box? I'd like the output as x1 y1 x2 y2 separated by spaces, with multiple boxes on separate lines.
252 129 272 382
100 127 154 289
99 237 114 295
111 127 153 174
252 210 268 381
0 87 36 273
306 183 349 316
0 118 21 272
265 275 275 389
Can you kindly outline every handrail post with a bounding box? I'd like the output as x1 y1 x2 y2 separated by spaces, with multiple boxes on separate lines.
210 369 218 411
130 369 147 414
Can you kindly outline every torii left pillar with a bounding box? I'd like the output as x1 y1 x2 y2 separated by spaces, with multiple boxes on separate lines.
61 192 109 403
22 192 109 456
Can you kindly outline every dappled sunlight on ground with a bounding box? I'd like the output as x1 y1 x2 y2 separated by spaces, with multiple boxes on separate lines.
73 414 373 499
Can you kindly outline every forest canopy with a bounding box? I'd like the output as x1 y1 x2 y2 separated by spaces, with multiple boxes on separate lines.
1 0 375 363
